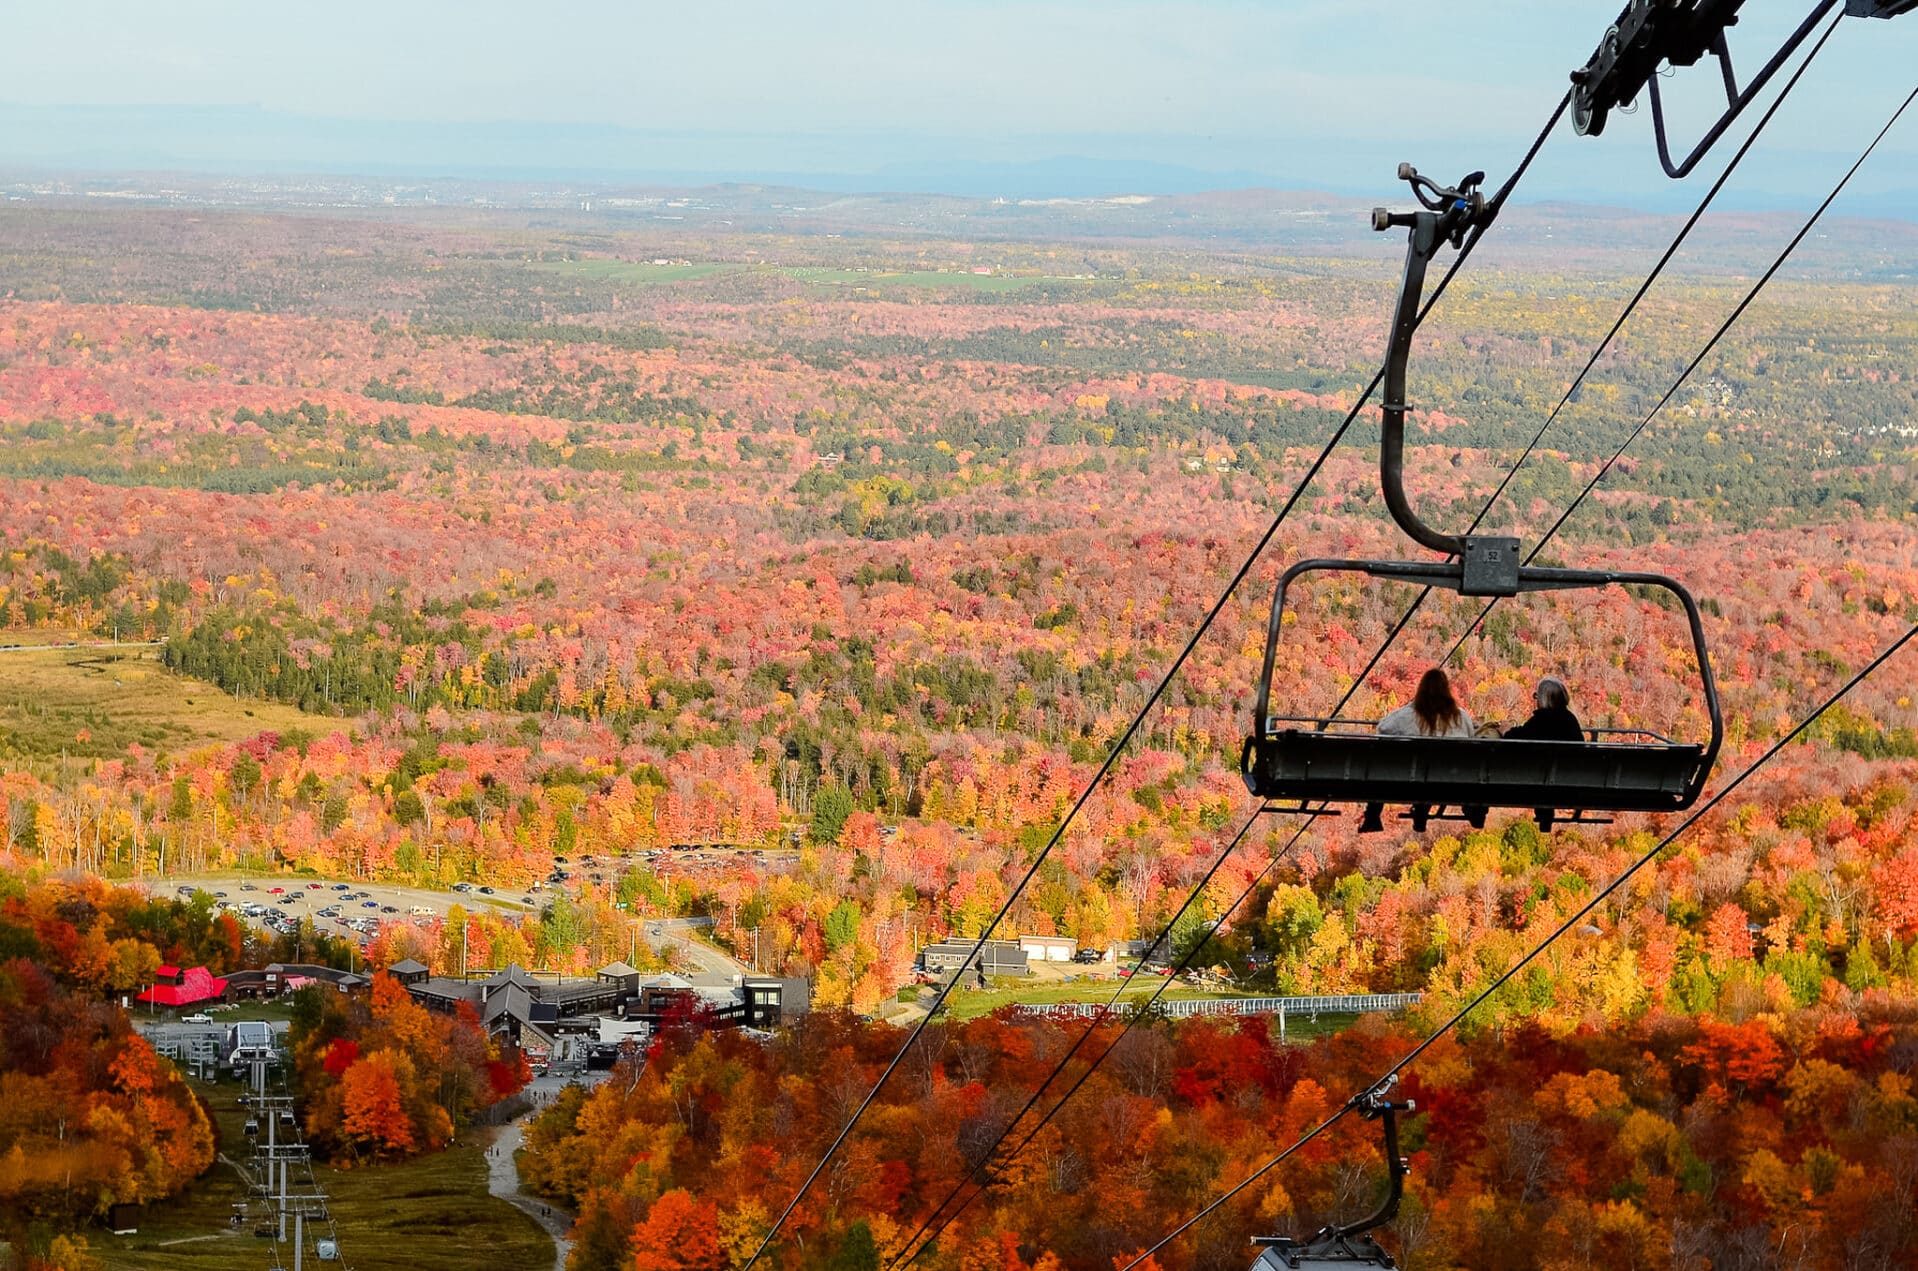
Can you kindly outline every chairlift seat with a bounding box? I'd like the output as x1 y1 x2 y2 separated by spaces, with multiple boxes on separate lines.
1248 557 1723 819
1244 729 1706 812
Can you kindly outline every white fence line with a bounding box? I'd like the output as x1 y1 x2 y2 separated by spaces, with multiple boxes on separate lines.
1011 992 1422 1020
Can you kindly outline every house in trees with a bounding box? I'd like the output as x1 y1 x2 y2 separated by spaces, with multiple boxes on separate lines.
136 964 228 1008
224 962 370 1001
920 940 1029 976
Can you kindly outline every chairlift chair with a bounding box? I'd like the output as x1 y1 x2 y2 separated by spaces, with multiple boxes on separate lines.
1242 166 1723 820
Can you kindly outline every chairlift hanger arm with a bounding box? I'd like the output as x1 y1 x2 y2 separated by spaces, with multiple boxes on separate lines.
1372 165 1489 558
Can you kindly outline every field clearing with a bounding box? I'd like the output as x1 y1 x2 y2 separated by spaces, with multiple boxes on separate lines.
529 258 733 282
780 265 1084 292
0 641 340 765
104 1077 552 1271
936 977 1236 1021
533 257 1084 293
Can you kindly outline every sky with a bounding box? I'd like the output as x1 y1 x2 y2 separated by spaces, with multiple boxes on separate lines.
3 1 1915 206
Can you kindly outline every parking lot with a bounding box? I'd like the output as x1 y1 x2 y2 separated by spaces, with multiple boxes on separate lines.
164 873 544 942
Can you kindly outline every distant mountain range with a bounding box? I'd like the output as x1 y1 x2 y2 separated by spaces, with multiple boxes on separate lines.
4 102 1916 218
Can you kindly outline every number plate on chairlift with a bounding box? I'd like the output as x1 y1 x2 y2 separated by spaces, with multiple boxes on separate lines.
1460 536 1520 596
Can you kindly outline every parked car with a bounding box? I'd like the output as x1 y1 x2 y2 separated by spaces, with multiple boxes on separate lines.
278 896 297 906
239 882 257 892
214 891 228 898
408 905 432 916
182 1013 213 1024
1072 948 1105 964
478 886 495 895
451 883 473 893
332 883 350 891
177 885 195 896
267 887 285 895
380 905 398 914
307 882 324 889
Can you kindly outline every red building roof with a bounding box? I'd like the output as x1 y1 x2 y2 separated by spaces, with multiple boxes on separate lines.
136 965 228 1006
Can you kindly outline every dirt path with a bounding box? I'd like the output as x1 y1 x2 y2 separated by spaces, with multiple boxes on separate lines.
487 1120 571 1271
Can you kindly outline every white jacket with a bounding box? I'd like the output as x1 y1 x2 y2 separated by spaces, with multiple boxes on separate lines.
1377 703 1475 738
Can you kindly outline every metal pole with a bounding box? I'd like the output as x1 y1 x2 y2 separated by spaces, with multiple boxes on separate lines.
294 1211 303 1271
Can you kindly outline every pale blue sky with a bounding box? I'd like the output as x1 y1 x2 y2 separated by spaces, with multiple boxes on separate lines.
3 2 1914 203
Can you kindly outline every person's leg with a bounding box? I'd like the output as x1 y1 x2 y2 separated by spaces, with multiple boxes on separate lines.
1465 805 1487 830
1534 808 1555 831
1410 805 1430 833
1359 802 1385 834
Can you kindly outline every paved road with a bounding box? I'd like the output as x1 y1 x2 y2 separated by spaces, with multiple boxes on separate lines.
487 1121 570 1271
644 920 749 987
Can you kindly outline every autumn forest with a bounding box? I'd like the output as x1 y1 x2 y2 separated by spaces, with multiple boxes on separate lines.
0 181 1916 1271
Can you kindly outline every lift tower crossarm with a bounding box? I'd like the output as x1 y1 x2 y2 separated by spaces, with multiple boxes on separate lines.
1251 1077 1415 1268
1567 0 1884 178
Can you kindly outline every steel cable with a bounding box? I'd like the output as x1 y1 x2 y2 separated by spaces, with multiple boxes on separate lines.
1122 620 1918 1269
741 90 1573 1269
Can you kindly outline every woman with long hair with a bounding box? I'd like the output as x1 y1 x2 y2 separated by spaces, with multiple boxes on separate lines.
1360 668 1479 834
1383 668 1472 738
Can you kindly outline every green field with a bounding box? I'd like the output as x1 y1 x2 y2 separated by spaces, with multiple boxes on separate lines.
103 1078 551 1271
0 641 339 766
935 977 1233 1021
925 979 1370 1039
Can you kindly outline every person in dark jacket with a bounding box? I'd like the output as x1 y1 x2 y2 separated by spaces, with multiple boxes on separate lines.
1501 676 1583 829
